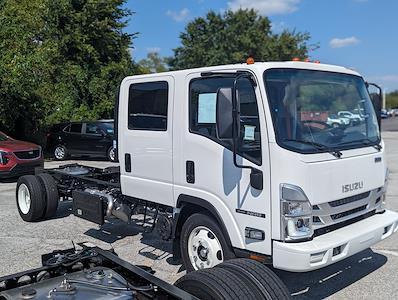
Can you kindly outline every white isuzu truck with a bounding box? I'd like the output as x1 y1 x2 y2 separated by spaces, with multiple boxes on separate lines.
16 60 398 276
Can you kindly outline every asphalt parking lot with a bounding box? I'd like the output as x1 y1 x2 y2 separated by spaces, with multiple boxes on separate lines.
1 126 398 299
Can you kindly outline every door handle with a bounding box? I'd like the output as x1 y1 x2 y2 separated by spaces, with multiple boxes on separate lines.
186 161 195 184
125 153 131 173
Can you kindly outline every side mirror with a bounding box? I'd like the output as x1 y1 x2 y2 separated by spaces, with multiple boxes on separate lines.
216 87 240 140
367 82 382 128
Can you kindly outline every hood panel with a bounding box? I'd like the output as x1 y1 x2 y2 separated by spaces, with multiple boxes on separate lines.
0 140 39 152
270 143 386 206
305 151 385 205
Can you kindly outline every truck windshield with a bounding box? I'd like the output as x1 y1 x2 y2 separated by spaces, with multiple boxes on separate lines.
264 68 380 154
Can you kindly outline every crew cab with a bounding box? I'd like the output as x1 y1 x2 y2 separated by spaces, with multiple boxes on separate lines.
15 60 398 275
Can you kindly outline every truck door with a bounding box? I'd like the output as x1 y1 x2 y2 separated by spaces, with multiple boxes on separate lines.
174 73 272 255
119 76 174 207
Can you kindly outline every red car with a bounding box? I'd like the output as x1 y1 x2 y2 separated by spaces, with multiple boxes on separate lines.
0 131 44 179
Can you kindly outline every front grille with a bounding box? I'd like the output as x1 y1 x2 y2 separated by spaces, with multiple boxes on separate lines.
314 210 376 237
14 149 40 160
329 191 370 207
312 187 383 237
330 205 367 220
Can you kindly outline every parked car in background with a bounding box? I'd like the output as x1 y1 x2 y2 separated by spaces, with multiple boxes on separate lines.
326 114 350 128
0 131 43 179
337 111 363 125
381 109 389 119
46 120 116 161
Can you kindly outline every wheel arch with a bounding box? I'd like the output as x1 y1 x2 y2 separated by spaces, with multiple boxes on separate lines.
172 194 235 259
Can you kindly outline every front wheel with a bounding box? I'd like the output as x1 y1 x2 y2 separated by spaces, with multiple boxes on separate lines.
181 213 235 272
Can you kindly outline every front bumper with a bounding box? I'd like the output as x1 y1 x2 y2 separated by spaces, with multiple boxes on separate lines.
273 209 398 272
0 160 44 179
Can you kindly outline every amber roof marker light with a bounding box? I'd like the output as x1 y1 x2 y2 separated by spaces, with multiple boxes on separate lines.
292 57 300 61
246 56 255 65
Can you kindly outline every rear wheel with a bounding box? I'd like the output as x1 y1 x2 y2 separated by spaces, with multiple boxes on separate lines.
16 175 45 222
175 267 258 300
54 145 67 160
36 173 59 219
181 213 235 272
217 258 292 300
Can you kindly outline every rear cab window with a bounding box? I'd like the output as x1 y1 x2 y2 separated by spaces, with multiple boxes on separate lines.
128 81 168 131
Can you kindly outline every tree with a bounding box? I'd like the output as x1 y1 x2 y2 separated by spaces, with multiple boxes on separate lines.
168 9 313 70
138 52 168 74
0 0 136 140
386 91 398 109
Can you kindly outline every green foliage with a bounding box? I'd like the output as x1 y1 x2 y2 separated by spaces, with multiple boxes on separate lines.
386 91 398 109
138 52 168 74
169 9 313 70
0 0 136 140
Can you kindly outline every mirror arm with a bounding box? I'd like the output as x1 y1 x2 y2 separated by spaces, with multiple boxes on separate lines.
231 73 263 190
232 73 253 170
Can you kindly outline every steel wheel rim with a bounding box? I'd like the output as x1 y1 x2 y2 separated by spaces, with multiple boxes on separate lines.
54 146 65 159
18 183 31 215
188 226 224 270
109 148 116 161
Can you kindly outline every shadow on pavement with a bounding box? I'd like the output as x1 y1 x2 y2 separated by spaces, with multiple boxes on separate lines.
275 248 387 299
84 218 142 244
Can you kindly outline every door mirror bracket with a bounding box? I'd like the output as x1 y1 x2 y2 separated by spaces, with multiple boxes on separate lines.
215 73 263 190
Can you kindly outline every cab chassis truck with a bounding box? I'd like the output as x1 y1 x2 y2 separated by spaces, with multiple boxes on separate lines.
15 60 398 292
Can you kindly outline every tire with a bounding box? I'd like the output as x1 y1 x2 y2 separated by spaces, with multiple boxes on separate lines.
180 212 235 272
175 267 259 300
16 175 45 222
217 258 292 300
332 123 340 128
54 145 67 160
107 146 117 162
36 173 59 219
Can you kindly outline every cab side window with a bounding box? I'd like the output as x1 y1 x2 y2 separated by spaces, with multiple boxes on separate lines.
189 76 262 165
128 81 168 131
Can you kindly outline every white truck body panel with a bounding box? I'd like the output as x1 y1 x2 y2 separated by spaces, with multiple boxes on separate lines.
117 61 398 271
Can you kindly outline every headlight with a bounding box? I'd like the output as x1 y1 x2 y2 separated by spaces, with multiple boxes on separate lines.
281 184 313 241
0 150 10 165
377 168 389 213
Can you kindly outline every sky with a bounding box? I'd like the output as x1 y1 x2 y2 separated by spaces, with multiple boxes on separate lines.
124 0 398 91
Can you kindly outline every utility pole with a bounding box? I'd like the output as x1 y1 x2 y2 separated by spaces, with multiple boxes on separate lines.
383 88 387 109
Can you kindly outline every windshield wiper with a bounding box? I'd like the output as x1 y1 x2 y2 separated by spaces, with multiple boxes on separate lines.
338 138 382 151
283 139 342 158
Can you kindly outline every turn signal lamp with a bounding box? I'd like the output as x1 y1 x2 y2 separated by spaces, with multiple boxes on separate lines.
246 56 255 65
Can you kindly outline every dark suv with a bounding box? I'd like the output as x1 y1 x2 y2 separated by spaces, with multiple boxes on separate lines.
47 120 116 161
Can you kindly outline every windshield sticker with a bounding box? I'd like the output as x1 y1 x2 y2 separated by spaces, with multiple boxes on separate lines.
244 125 255 141
198 93 216 123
